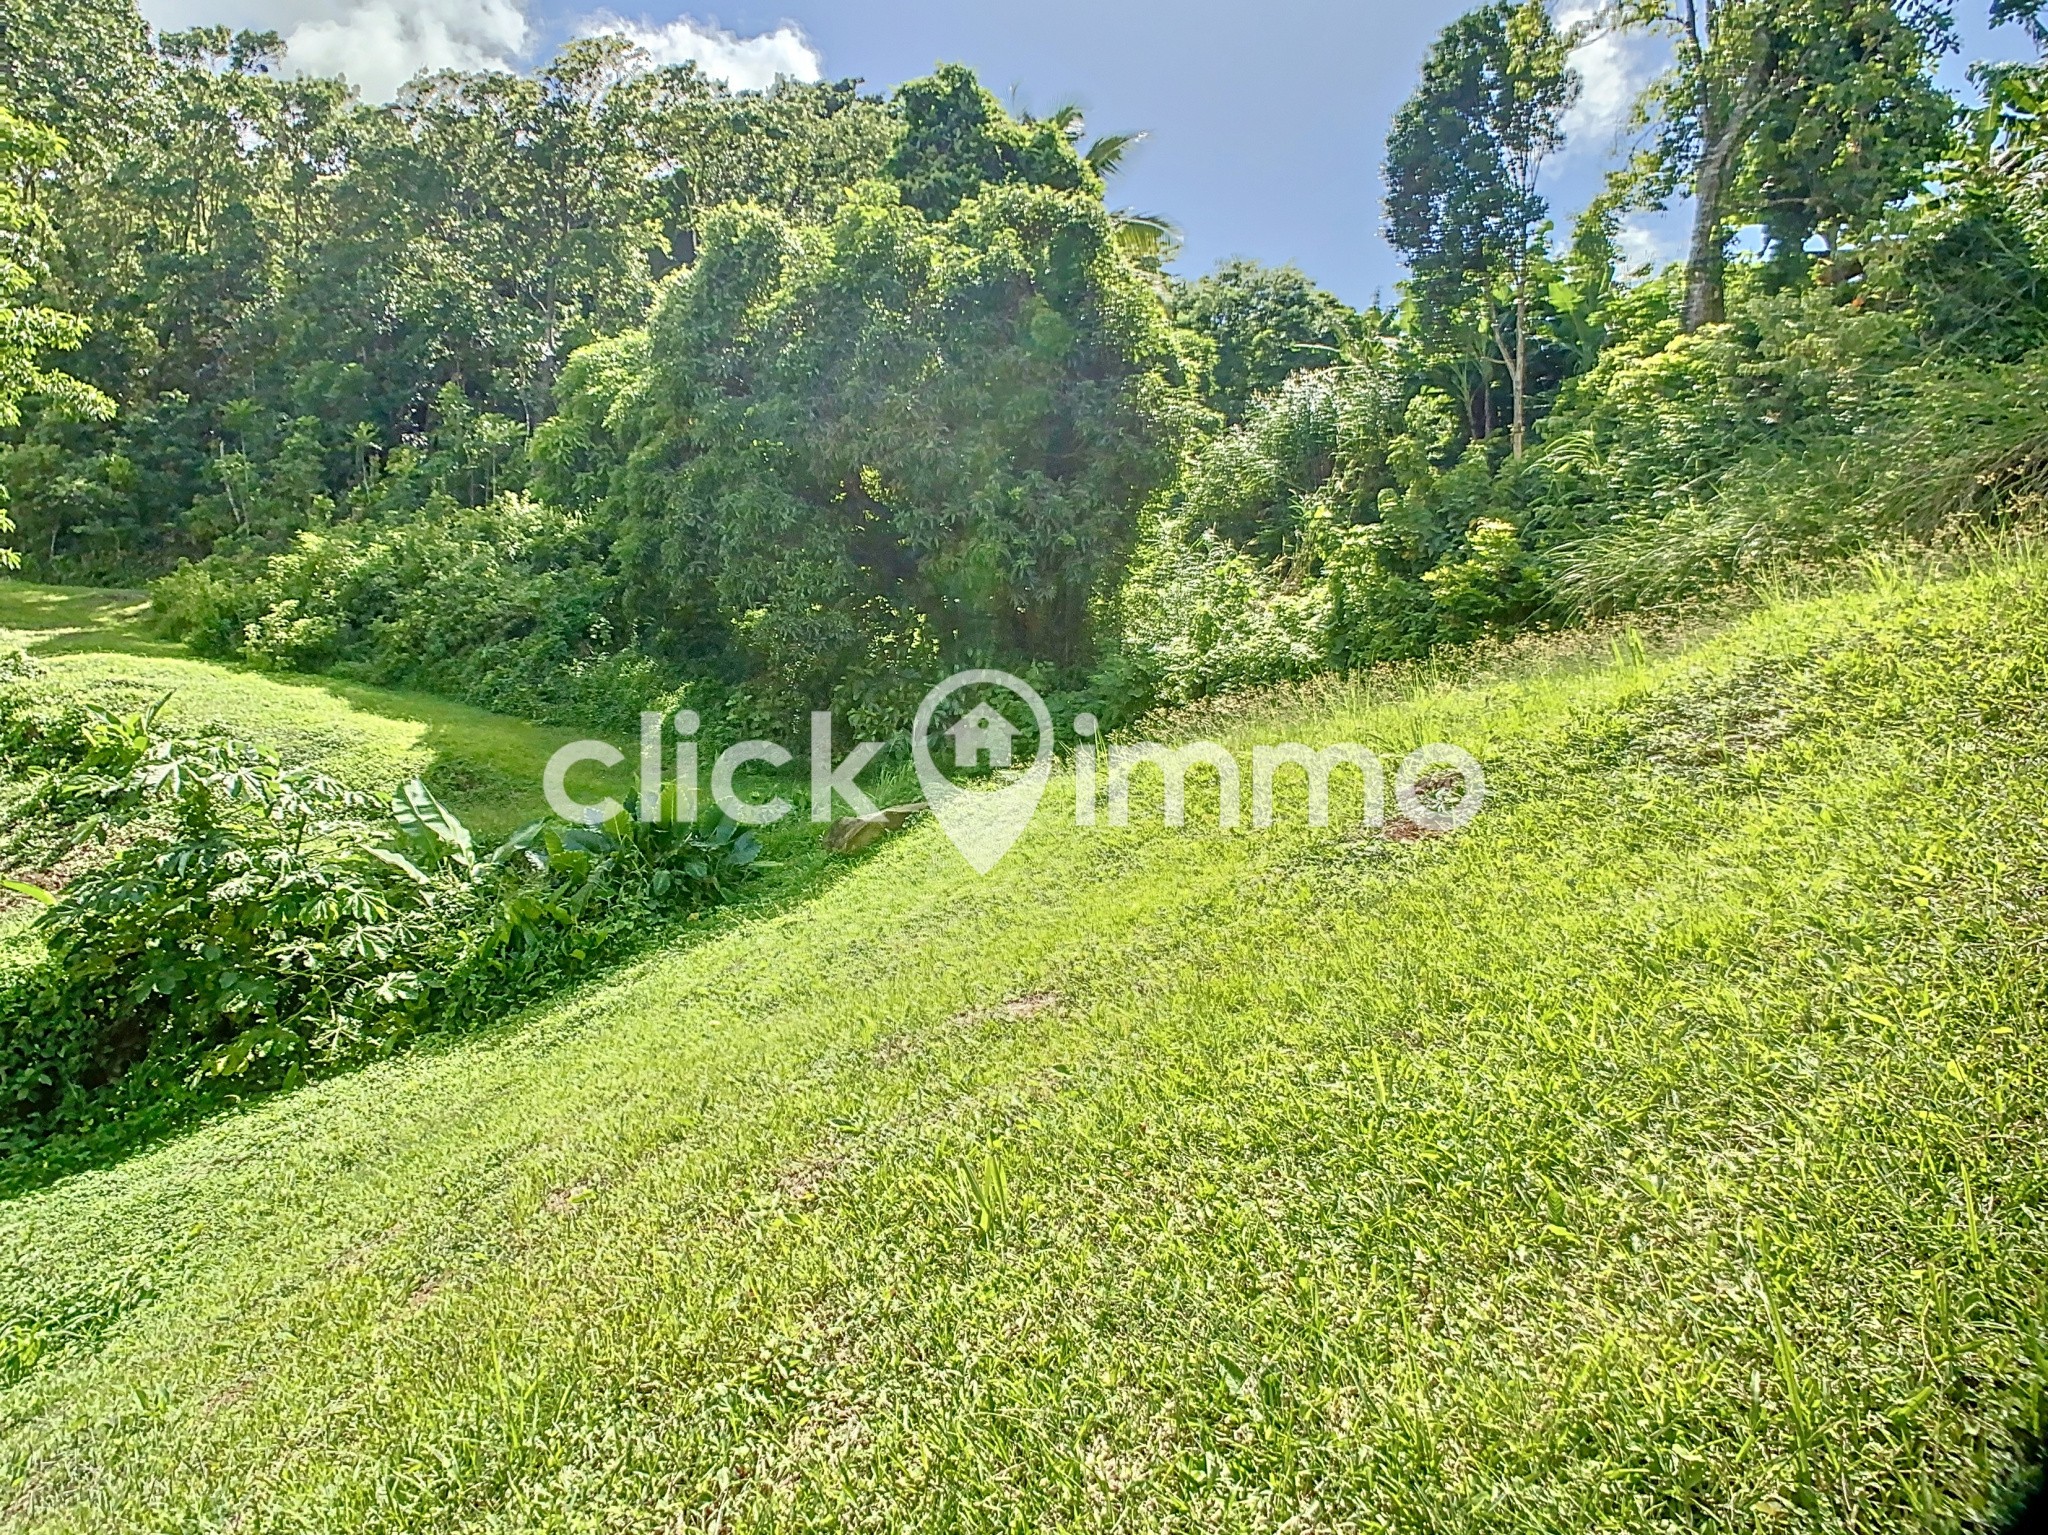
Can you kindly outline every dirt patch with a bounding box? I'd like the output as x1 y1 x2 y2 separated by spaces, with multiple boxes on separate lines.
877 991 1064 1066
953 990 1061 1029
872 1032 921 1067
775 1147 853 1203
1380 817 1441 843
543 1182 594 1216
204 1373 264 1416
0 842 100 908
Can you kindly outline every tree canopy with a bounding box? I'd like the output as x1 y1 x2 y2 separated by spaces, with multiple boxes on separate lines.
587 177 1193 720
1169 259 1369 423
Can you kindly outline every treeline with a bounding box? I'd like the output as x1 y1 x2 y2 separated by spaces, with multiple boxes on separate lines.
6 0 2048 736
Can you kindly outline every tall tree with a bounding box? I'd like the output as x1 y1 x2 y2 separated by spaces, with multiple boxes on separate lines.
1620 0 1955 328
0 107 112 564
884 64 1100 219
585 98 1195 707
1169 259 1367 422
1384 0 1578 458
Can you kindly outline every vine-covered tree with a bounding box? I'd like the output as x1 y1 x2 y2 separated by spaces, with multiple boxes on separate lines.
1619 0 1956 327
1169 259 1368 423
580 78 1196 714
1384 0 1578 457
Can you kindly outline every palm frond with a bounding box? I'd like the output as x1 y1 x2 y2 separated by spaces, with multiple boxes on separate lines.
1110 209 1183 269
1085 130 1147 178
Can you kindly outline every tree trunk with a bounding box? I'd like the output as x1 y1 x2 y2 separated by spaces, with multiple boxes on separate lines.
1486 301 1525 459
1511 273 1529 459
1683 49 1764 332
1683 135 1734 331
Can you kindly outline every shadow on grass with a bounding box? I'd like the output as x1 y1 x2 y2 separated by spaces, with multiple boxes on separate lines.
0 582 179 659
0 578 632 838
254 668 628 835
0 574 898 1200
0 831 874 1204
1996 1448 2047 1533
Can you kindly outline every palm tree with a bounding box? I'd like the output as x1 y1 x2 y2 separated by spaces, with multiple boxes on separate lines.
1028 102 1183 273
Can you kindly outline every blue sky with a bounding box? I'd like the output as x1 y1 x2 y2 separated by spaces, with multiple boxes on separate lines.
140 0 2037 308
595 0 1503 305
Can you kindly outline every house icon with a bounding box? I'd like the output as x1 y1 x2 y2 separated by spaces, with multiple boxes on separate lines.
946 701 1021 769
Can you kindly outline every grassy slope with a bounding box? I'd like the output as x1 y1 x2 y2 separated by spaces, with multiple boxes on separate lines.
3 558 2047 1531
0 581 628 838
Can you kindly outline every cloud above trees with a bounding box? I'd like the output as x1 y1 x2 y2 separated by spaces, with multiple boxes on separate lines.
582 12 822 88
137 0 823 100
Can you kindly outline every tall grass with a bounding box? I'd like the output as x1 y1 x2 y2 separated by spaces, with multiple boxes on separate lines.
1553 348 2048 614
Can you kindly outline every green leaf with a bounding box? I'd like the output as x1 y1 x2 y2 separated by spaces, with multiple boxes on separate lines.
361 846 430 885
390 778 472 853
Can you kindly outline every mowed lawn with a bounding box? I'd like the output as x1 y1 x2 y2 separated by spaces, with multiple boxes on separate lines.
0 580 628 837
2 557 2046 1531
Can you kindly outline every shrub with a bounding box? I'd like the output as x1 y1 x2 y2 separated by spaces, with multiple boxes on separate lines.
1551 346 2048 614
1113 516 1331 707
151 494 687 731
0 703 764 1143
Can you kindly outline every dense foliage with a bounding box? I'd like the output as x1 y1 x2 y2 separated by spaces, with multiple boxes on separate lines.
580 179 1194 730
3 0 2045 724
0 668 764 1145
0 0 2042 1183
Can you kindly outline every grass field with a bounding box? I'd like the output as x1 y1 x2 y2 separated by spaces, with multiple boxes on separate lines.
2 556 2046 1531
0 580 629 838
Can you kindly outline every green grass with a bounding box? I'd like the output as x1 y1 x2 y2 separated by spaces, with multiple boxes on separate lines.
3 556 2047 1530
0 580 628 838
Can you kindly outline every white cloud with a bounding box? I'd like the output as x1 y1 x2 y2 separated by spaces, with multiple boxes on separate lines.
136 0 819 102
1557 4 1666 158
139 0 528 99
284 0 530 98
1617 214 1675 270
583 13 822 90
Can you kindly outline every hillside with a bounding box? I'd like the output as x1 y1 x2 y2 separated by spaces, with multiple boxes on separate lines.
2 553 2044 1531
0 580 629 840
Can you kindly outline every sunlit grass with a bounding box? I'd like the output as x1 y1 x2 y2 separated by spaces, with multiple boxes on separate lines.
0 579 628 837
1 557 2045 1530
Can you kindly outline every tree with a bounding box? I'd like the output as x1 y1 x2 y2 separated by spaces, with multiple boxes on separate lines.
627 71 895 270
1385 0 1578 457
0 108 113 565
1744 0 1957 283
884 65 1100 219
1169 259 1368 422
0 0 151 155
2 13 901 580
1030 103 1183 272
1619 0 1955 328
590 151 1195 714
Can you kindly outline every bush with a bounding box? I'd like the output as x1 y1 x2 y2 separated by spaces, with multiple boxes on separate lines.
151 494 688 731
1551 345 2048 614
0 701 764 1144
1129 374 1564 701
1112 516 1331 707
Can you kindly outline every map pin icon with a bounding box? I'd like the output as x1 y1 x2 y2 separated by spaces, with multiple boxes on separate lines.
911 669 1055 875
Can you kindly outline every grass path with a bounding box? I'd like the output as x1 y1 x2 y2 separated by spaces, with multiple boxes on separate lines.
2 560 2046 1530
0 580 626 837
